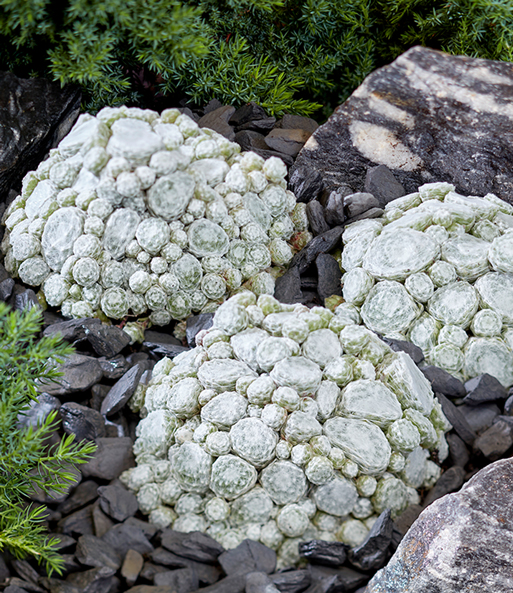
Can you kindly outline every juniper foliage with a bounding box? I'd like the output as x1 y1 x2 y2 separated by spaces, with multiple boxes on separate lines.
0 0 512 117
0 302 96 575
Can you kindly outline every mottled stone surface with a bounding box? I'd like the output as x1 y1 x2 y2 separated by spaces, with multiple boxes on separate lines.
0 71 81 200
290 46 513 204
367 458 513 593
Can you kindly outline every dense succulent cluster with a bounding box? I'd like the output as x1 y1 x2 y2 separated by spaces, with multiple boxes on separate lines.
340 183 513 387
1 107 309 324
121 292 450 567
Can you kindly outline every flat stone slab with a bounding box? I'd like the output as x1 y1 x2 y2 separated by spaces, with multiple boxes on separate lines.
290 46 513 204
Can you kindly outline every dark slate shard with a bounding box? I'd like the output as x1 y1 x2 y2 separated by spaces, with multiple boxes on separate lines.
446 433 470 468
37 354 103 396
65 566 116 593
270 569 311 593
203 99 224 114
0 262 8 282
234 130 269 152
323 190 346 227
0 553 11 582
141 562 174 582
85 324 131 358
463 373 508 406
246 572 280 593
0 71 81 200
126 586 178 593
4 583 32 593
264 129 311 158
236 117 276 133
298 540 348 567
504 393 513 416
364 165 405 208
41 577 81 593
100 364 145 417
379 336 424 364
11 560 39 586
186 313 214 348
102 522 154 558
82 437 134 481
306 200 330 236
98 484 138 522
218 539 276 577
344 192 380 219
293 47 513 205
393 504 423 537
60 402 106 442
308 565 369 593
434 393 476 446
143 341 190 359
98 354 131 380
90 384 111 412
288 165 324 204
422 466 466 507
160 530 224 564
229 102 269 127
13 288 40 312
16 392 60 429
192 573 246 593
43 318 102 342
274 267 303 305
57 504 94 537
458 402 501 435
153 567 199 592
344 206 384 223
421 366 466 397
289 226 344 274
367 458 513 592
198 106 236 141
57 480 99 516
178 107 199 122
474 419 513 460
75 534 122 571
0 277 14 301
316 254 342 301
349 510 393 572
277 115 319 135
92 502 115 538
125 516 159 539
149 548 222 586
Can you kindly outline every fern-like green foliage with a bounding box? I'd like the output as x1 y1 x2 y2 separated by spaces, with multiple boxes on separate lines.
0 302 96 576
0 0 513 117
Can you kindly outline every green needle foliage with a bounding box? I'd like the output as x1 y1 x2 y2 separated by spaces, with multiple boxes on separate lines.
1 0 513 117
0 302 96 576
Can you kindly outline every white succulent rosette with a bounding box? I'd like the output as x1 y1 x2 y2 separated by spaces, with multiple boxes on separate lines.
1 107 310 323
121 292 449 567
341 183 513 388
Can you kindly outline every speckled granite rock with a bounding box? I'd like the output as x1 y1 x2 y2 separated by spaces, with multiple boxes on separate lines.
290 46 513 204
366 458 513 593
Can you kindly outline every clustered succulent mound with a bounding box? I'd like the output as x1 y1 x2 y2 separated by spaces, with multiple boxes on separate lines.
1 107 310 324
121 292 450 567
340 183 513 387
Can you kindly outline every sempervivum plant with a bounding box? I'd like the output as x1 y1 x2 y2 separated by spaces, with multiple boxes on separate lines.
1 107 310 325
339 182 513 387
120 292 450 568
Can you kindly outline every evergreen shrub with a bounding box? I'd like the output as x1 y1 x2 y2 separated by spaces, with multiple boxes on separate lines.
0 302 96 575
1 0 512 118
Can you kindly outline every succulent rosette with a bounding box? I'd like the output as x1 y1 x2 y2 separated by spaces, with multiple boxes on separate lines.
1 107 310 324
340 182 513 387
121 292 450 567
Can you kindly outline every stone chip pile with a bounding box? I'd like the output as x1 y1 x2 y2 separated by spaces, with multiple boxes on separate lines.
121 291 451 568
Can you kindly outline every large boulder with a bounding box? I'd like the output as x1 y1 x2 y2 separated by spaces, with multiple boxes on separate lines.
0 71 81 201
290 46 513 204
366 457 513 592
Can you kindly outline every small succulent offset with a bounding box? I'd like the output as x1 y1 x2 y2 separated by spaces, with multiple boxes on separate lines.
340 182 513 388
121 292 450 567
1 107 310 324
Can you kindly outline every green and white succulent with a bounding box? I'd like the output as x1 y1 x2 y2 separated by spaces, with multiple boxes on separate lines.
1 107 309 323
121 292 449 567
340 183 513 387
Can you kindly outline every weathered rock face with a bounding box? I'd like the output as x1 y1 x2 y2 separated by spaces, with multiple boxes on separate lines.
0 71 81 201
366 457 513 593
290 46 513 204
